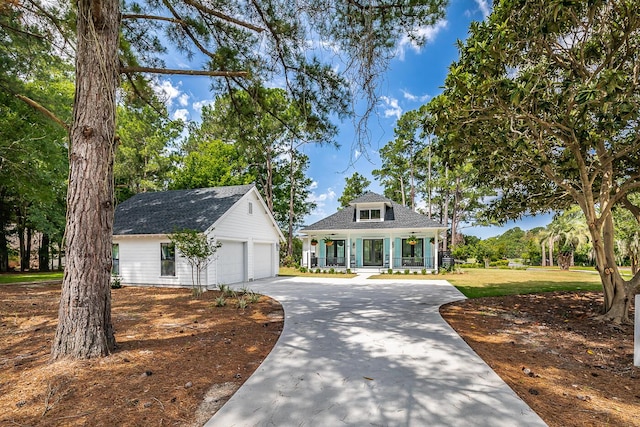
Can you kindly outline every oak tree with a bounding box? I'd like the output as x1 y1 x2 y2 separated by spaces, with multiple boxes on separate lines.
430 0 640 323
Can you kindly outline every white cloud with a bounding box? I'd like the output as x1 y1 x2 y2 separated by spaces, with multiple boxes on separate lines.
309 188 336 204
401 89 430 103
379 96 402 119
152 79 182 107
178 93 190 107
172 109 189 121
192 99 215 112
397 19 448 60
307 187 337 218
354 149 361 159
475 0 492 18
309 181 319 190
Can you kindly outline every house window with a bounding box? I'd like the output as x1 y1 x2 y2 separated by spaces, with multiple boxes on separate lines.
359 209 382 221
112 244 119 275
401 238 424 267
161 242 175 276
248 201 253 215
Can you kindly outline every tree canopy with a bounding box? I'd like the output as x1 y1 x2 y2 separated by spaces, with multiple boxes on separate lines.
339 172 371 207
429 0 640 323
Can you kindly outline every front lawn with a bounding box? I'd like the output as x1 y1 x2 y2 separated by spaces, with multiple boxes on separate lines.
444 268 603 298
0 271 63 284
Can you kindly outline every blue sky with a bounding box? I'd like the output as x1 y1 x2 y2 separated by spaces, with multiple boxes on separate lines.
154 0 552 239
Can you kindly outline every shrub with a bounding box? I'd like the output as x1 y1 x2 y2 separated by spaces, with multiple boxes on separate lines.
387 268 393 274
315 268 321 274
329 268 335 274
110 275 122 289
191 286 203 298
299 266 308 273
346 268 351 274
281 255 296 267
236 297 248 310
413 271 418 275
248 292 261 303
421 268 427 275
213 296 227 307
404 269 410 275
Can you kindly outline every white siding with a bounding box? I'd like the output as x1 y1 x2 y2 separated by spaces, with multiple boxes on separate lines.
113 236 193 287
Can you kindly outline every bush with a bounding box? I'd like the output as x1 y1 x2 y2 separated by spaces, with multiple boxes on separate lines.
459 263 483 269
329 268 335 274
421 268 427 275
281 255 296 267
110 275 122 289
404 269 410 275
299 266 308 273
346 268 351 274
387 268 393 274
489 259 510 267
213 296 227 307
315 268 321 274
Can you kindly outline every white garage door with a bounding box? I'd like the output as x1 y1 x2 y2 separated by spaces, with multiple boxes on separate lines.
218 241 245 284
254 243 273 279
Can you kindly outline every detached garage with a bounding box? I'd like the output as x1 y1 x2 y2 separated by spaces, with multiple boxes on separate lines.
112 184 283 288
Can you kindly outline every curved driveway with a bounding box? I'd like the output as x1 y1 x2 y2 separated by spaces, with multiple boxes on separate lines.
205 276 547 427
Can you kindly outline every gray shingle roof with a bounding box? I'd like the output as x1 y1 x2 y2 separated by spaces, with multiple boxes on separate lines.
301 192 445 232
113 184 254 235
348 192 393 204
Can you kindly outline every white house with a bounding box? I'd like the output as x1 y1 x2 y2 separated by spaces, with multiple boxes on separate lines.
300 192 447 272
112 184 284 287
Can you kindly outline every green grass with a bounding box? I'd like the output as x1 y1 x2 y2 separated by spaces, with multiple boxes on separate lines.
444 268 603 298
368 274 434 280
0 271 64 284
278 266 357 278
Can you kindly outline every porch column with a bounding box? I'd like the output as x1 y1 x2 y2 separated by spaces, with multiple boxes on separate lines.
346 234 351 269
434 232 439 271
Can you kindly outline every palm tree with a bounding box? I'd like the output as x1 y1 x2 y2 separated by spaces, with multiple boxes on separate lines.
544 206 591 270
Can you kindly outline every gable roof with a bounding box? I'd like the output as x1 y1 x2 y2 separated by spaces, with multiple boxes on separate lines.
348 192 393 205
113 184 255 235
301 192 445 232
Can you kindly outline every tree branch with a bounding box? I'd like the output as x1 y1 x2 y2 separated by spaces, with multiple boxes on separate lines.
15 94 70 131
182 0 264 33
121 14 184 25
120 66 248 77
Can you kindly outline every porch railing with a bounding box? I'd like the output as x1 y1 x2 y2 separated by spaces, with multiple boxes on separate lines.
392 257 435 269
309 256 347 267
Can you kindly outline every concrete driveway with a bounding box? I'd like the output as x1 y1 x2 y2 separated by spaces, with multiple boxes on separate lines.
205 276 547 427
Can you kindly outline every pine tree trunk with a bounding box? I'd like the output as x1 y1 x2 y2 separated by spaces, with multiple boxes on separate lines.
39 233 50 272
51 0 120 360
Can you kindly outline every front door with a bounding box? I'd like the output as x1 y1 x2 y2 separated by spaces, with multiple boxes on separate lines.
363 239 383 266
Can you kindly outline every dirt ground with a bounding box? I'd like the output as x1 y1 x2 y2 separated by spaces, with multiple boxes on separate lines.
441 291 639 427
1 283 638 426
0 283 283 426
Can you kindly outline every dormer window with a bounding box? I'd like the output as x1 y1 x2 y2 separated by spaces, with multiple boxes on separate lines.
359 208 382 221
